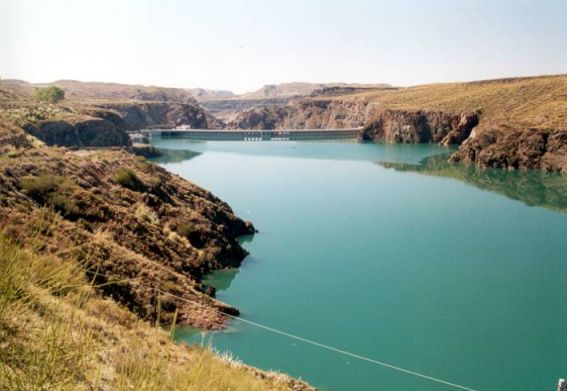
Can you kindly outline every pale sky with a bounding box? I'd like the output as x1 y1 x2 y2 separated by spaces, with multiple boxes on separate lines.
1 0 566 94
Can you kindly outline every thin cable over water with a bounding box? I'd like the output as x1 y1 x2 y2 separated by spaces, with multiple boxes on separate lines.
157 289 477 391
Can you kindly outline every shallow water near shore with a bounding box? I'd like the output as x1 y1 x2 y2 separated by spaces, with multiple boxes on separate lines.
152 138 567 391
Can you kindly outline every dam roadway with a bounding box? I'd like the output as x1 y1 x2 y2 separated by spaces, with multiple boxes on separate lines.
139 128 362 141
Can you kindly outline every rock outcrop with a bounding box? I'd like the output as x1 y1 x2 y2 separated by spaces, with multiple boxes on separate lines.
228 99 370 129
360 109 479 145
24 116 131 148
450 126 567 172
94 101 211 130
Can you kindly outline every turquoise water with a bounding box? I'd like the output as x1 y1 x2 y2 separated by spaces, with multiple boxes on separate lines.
151 139 567 391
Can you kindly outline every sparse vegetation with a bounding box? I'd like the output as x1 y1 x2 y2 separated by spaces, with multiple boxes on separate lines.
32 86 65 103
0 119 289 390
176 221 198 238
114 167 144 191
21 174 77 216
0 234 307 391
1 104 67 128
21 174 65 201
134 202 159 224
355 75 567 130
175 222 206 248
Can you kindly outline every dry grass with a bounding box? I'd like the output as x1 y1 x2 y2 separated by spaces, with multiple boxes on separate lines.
0 234 311 390
342 74 567 130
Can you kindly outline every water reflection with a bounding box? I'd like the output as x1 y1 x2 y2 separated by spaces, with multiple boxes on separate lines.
238 234 255 245
379 154 567 213
150 138 451 164
150 148 201 164
202 268 240 293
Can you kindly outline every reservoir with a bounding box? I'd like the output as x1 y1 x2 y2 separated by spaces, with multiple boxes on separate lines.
151 138 567 391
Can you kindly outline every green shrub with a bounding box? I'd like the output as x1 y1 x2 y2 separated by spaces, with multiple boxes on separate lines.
114 168 144 191
21 175 77 216
21 175 65 202
32 86 65 103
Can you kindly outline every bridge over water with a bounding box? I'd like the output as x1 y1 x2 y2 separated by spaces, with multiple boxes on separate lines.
138 128 362 141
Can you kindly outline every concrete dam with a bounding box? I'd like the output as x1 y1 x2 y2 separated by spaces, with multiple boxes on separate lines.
139 128 361 141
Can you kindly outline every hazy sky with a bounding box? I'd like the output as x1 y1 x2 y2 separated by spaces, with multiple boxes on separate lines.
1 0 566 93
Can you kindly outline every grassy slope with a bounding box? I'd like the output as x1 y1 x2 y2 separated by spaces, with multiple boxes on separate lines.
0 122 313 390
349 75 567 130
0 235 306 391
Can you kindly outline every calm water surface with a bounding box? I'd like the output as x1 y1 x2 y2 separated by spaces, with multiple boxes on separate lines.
151 138 567 391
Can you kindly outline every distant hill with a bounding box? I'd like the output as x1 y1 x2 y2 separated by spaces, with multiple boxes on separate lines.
48 80 198 104
0 79 198 104
186 88 235 101
238 82 391 99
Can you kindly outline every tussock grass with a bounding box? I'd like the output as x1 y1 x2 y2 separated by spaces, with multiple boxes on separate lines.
114 167 144 191
0 234 309 391
134 202 159 225
0 104 68 128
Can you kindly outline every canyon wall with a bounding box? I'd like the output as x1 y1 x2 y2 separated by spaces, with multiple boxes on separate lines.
360 109 479 145
227 99 371 129
450 126 567 171
94 101 218 130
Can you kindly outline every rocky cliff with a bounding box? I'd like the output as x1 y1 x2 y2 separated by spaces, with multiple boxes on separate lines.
0 104 133 148
450 126 567 171
357 75 567 172
93 101 213 130
228 98 370 129
360 109 479 145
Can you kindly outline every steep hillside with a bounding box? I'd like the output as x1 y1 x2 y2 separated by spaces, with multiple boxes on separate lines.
0 123 312 390
0 237 312 391
0 130 257 329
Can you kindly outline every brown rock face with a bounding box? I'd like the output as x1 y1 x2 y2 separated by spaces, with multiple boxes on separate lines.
25 117 131 148
450 127 567 172
227 99 370 129
360 109 479 145
95 101 210 130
